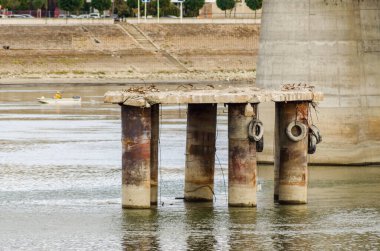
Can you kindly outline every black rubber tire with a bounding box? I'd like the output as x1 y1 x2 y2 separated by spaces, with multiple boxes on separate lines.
248 119 264 142
308 134 317 154
286 121 308 142
256 136 264 153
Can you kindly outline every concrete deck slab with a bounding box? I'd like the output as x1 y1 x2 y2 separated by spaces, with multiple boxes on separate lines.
104 85 323 107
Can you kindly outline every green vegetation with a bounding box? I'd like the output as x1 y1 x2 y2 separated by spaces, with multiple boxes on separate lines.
216 0 235 16
0 0 192 18
245 0 262 11
147 0 180 17
0 0 21 9
126 0 139 10
32 0 45 9
114 0 130 17
125 0 180 18
57 0 84 12
184 0 205 17
91 0 112 15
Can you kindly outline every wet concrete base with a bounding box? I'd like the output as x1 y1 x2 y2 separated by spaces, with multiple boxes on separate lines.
122 184 151 209
278 185 307 205
228 186 256 207
184 182 214 202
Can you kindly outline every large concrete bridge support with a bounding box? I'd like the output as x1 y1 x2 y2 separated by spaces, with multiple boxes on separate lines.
256 0 380 165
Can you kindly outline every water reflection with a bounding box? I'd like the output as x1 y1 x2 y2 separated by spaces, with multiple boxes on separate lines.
228 207 257 250
121 209 160 250
185 202 217 251
270 205 311 250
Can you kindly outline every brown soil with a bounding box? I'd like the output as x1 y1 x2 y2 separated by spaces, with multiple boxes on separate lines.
0 23 260 83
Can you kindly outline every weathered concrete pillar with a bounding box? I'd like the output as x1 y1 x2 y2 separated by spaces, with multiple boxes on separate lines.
121 105 151 209
228 103 257 207
184 104 217 202
275 101 309 204
150 104 159 205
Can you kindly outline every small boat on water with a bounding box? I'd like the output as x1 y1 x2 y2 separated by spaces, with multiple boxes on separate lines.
37 96 81 105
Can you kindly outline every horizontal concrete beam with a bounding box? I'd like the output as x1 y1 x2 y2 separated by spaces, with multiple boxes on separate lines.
104 86 323 107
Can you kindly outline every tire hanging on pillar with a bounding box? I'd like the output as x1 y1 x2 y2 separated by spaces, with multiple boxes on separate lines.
275 101 309 204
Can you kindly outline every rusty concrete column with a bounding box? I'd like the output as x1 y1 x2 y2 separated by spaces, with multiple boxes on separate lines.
275 101 309 204
150 104 159 205
184 104 217 202
228 103 257 207
121 105 151 209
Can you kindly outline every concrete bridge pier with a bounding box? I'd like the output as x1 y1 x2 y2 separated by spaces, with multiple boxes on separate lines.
121 105 152 209
228 103 258 207
184 104 217 202
275 101 309 204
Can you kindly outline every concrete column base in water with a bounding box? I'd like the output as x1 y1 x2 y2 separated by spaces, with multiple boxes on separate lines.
275 102 309 204
228 103 257 207
121 105 151 209
184 104 217 202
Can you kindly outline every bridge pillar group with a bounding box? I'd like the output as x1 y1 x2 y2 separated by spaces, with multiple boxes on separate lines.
275 101 309 204
184 104 217 202
121 105 152 209
228 103 257 207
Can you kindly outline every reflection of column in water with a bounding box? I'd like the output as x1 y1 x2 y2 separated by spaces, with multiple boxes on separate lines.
121 210 160 250
156 209 187 250
269 205 312 250
185 203 217 250
227 208 257 250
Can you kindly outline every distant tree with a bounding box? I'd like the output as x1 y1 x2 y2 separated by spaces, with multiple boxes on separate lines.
127 0 139 9
80 1 91 13
91 0 112 15
18 0 31 10
216 0 235 17
58 0 84 12
149 0 177 17
159 0 171 10
0 0 21 9
184 0 204 17
114 0 130 16
245 0 262 11
33 0 46 9
164 3 179 16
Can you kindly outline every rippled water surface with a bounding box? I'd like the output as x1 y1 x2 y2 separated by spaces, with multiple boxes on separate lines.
0 85 379 250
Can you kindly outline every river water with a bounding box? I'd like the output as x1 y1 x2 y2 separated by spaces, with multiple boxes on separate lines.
0 85 379 250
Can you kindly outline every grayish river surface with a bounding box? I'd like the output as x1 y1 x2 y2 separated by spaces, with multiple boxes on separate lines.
0 85 379 250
